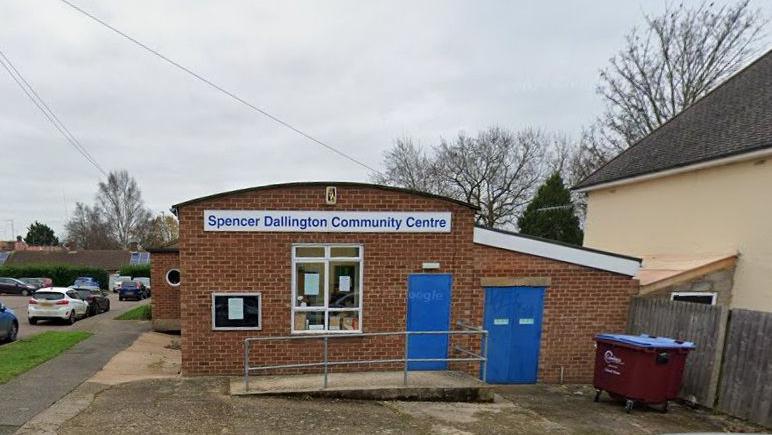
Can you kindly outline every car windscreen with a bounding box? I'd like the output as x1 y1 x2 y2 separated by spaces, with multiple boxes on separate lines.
121 283 139 288
33 292 65 300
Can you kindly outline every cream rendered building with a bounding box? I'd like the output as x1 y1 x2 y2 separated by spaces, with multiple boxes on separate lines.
575 50 772 312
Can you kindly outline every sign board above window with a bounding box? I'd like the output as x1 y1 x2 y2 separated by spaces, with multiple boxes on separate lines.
204 210 452 233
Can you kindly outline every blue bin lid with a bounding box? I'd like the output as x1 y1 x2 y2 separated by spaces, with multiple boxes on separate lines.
595 333 696 349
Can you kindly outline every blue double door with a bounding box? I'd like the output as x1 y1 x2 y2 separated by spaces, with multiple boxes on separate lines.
483 286 545 384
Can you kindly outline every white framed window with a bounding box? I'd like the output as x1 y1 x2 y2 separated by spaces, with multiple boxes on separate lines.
165 269 181 287
291 244 363 334
211 292 262 330
671 292 717 305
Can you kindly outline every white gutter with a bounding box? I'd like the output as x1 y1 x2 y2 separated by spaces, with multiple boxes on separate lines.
575 147 772 193
473 227 641 276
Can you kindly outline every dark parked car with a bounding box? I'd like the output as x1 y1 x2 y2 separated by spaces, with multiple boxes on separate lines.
0 277 38 296
73 288 111 316
118 281 147 301
0 301 18 342
19 277 53 289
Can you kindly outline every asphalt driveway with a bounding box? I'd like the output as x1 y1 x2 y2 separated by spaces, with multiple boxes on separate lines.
53 379 766 434
0 292 146 339
0 296 151 434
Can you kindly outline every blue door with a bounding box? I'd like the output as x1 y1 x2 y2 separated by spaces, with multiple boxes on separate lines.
407 274 452 370
483 286 545 383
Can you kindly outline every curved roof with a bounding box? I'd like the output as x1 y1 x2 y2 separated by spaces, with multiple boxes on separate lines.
574 49 772 191
172 181 479 211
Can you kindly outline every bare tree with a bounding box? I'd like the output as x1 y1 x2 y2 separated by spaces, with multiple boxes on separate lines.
64 203 119 249
596 0 766 151
96 170 153 248
374 127 550 227
142 212 179 247
372 137 449 196
436 128 546 227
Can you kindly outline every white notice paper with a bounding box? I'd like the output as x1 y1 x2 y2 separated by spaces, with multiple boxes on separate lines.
304 273 320 296
339 276 351 292
228 298 244 320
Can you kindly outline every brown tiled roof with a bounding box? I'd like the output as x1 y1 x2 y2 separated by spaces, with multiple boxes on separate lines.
5 250 133 271
575 50 772 190
147 240 179 253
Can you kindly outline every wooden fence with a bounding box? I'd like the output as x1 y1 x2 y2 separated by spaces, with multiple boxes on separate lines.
627 297 728 407
627 298 771 428
717 309 772 428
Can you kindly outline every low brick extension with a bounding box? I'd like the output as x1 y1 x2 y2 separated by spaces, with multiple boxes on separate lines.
150 251 180 332
474 244 639 383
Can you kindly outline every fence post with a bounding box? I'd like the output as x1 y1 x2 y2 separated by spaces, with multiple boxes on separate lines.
403 331 409 385
482 331 489 383
323 336 329 389
244 339 250 392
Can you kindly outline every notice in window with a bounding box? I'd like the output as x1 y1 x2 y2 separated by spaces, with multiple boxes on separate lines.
304 273 320 296
339 276 351 292
228 297 244 320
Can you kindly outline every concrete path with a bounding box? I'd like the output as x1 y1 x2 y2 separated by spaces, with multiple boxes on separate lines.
0 302 151 435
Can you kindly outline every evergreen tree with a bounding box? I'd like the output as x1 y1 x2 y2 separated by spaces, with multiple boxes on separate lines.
517 173 583 245
24 221 59 246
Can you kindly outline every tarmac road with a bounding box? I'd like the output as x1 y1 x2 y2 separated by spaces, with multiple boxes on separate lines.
0 293 150 434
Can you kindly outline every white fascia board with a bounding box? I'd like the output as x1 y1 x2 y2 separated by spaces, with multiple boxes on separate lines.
575 147 772 193
473 228 640 276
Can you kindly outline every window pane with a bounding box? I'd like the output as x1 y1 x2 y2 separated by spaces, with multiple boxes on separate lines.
328 261 360 308
294 311 325 331
295 263 325 307
330 247 359 257
329 311 359 331
296 246 325 257
213 295 261 329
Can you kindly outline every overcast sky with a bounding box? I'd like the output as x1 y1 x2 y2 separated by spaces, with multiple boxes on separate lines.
1 0 770 239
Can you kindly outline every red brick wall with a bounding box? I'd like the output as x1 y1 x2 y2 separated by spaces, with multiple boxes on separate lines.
177 185 477 376
474 244 639 383
150 251 181 331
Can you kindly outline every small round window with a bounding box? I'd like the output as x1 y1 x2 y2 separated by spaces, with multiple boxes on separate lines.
165 269 181 287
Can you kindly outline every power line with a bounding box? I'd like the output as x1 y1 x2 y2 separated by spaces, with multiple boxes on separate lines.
0 48 108 176
57 0 382 175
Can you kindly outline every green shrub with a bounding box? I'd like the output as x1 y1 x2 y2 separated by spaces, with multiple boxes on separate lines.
0 264 109 289
118 264 151 278
115 304 152 320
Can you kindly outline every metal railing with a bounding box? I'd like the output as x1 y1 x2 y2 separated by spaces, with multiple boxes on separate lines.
243 323 488 392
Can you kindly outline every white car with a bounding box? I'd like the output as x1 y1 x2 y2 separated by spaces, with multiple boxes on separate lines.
28 287 89 325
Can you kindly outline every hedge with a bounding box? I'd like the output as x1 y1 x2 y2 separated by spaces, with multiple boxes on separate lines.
118 264 151 278
0 264 109 289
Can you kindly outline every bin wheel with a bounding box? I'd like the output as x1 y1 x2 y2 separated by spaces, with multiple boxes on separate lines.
594 390 602 402
662 401 669 413
624 400 634 413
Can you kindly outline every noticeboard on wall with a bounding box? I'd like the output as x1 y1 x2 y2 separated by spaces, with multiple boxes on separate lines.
211 293 261 330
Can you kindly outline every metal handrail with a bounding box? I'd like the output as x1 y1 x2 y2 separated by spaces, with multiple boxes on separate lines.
243 327 488 392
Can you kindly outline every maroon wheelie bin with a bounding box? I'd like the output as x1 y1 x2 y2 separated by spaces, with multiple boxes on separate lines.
593 333 695 413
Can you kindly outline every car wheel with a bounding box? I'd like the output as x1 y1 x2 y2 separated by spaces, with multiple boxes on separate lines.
8 322 18 342
68 311 76 325
105 301 110 312
29 318 37 325
21 289 29 296
119 296 123 301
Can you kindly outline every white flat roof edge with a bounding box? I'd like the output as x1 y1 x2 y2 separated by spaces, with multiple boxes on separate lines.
473 228 641 277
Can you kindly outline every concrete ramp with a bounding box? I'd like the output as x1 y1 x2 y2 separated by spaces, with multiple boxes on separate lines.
230 370 494 402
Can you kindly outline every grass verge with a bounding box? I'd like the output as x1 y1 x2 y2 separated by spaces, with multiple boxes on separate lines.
0 331 92 384
115 304 152 320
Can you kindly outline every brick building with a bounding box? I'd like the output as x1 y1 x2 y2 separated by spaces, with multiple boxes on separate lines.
149 182 639 383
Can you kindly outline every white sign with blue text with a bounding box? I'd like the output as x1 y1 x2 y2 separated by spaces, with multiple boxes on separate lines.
204 210 452 233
